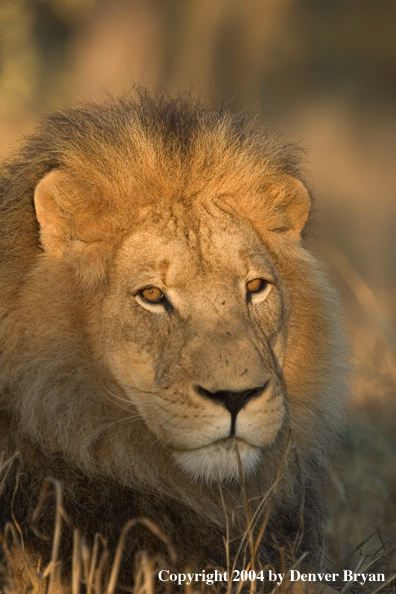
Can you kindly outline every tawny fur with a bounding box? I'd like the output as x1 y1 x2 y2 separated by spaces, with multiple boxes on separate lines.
0 92 348 587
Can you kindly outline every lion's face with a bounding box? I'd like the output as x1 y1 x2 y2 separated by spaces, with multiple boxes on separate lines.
90 200 287 482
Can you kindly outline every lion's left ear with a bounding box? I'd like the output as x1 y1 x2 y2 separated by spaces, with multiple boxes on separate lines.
230 174 312 240
265 174 312 239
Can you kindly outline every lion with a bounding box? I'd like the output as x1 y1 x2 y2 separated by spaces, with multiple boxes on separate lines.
0 93 348 590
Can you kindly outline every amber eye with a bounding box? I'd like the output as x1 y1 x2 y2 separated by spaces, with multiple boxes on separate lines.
140 287 164 303
247 278 267 293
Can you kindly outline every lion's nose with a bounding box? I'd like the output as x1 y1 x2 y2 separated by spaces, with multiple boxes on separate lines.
195 384 266 434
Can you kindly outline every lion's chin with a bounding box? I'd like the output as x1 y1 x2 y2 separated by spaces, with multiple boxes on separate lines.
173 438 262 483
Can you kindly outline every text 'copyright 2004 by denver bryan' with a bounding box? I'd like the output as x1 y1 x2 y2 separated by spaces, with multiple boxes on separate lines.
158 569 386 587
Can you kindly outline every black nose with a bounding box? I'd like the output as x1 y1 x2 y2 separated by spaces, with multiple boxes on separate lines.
195 384 265 422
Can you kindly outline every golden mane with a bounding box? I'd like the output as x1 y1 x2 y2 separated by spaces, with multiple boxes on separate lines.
0 92 348 588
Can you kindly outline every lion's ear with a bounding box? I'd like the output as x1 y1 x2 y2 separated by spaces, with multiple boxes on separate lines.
34 170 112 283
34 170 74 257
231 174 311 240
266 175 312 239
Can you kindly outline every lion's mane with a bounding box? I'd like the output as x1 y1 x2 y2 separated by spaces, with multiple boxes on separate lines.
0 93 348 582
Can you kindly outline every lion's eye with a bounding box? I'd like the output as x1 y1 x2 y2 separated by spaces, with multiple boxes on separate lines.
135 286 172 313
247 278 267 293
246 278 271 303
140 287 164 303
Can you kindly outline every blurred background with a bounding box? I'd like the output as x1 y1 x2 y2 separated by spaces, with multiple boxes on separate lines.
0 0 395 574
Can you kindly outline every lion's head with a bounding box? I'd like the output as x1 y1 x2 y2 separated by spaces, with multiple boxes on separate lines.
0 93 348 574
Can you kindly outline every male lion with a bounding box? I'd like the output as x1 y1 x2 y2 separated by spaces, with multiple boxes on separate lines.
0 93 347 590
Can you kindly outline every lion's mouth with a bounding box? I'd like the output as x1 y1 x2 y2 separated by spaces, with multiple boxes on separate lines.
173 436 245 452
172 437 262 483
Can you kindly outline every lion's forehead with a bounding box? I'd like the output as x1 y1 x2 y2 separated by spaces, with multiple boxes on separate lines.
114 202 273 288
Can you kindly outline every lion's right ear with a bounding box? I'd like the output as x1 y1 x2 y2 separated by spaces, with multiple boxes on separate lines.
34 170 75 257
34 170 114 285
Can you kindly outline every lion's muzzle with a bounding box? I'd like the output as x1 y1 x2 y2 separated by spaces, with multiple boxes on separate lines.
195 383 268 434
